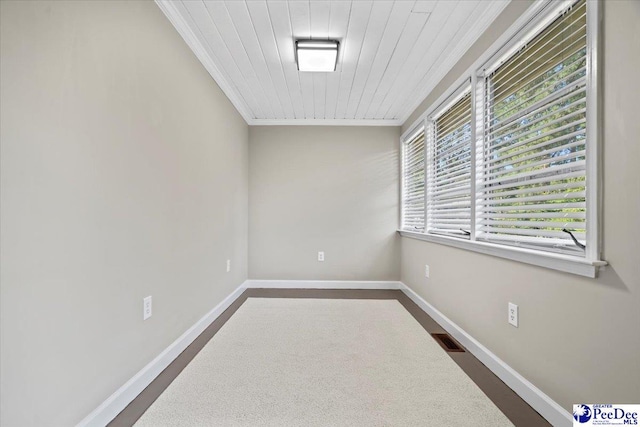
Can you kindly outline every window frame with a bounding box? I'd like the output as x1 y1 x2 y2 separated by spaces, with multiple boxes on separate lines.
425 81 473 240
400 124 426 232
398 0 605 278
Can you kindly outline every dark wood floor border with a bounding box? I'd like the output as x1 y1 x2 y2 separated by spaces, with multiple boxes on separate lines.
106 290 250 427
109 288 549 427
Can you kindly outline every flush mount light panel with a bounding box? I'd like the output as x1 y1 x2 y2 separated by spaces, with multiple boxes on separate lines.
295 40 339 72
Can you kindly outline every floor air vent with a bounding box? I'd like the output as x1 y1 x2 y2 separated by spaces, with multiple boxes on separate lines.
431 333 465 352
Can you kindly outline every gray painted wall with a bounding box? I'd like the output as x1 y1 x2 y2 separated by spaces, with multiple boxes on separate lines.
400 0 640 412
0 1 249 425
249 126 400 280
2 0 639 425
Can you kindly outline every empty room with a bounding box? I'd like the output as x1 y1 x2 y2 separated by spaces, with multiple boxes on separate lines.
1 0 639 426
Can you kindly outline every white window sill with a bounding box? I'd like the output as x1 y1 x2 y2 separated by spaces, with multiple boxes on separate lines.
398 230 607 278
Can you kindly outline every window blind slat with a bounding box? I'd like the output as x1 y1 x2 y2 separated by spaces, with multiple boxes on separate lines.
478 165 585 191
402 132 426 231
490 116 586 155
482 202 585 212
490 31 586 100
488 2 586 89
487 101 586 148
489 8 586 92
480 212 585 220
480 227 585 240
479 175 585 200
479 191 585 207
488 43 587 105
484 145 586 178
485 86 586 138
486 77 586 132
429 165 471 185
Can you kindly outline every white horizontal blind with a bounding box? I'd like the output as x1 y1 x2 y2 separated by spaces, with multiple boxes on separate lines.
427 91 472 238
402 130 425 231
478 0 587 255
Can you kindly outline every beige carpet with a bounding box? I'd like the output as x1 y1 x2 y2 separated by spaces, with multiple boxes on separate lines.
135 298 513 426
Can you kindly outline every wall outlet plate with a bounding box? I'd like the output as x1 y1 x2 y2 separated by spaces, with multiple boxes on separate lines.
226 259 231 273
143 296 152 320
318 251 324 262
425 264 430 278
508 302 518 327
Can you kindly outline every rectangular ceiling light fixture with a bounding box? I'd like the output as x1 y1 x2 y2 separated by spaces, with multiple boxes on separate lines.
295 40 339 72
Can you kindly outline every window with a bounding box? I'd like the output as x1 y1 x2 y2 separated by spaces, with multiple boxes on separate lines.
399 0 603 276
478 0 587 256
427 87 472 238
401 128 425 232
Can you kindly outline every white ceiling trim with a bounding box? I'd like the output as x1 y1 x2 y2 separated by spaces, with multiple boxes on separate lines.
156 0 254 124
251 118 401 126
396 0 510 124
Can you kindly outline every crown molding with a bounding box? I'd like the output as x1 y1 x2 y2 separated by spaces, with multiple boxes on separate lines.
155 0 254 125
398 1 511 125
249 118 401 127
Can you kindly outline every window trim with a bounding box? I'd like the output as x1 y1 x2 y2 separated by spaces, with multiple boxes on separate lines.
399 0 605 278
400 123 426 232
399 229 606 278
425 81 473 239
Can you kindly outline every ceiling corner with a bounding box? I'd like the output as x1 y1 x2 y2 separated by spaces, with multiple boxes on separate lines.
155 0 255 125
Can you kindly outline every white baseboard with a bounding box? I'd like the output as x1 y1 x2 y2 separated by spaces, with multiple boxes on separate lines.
399 283 572 427
76 280 570 427
76 282 248 427
244 279 404 290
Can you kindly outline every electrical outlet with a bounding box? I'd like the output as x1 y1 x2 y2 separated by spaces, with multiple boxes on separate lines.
425 264 430 278
508 302 518 327
226 259 231 273
143 296 152 320
318 251 325 262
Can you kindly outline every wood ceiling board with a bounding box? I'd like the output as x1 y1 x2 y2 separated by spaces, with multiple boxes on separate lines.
157 0 510 125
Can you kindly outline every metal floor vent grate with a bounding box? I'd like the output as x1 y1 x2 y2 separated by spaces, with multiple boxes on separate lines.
431 333 465 352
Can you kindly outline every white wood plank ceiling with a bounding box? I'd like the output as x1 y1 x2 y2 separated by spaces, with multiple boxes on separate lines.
156 0 510 125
